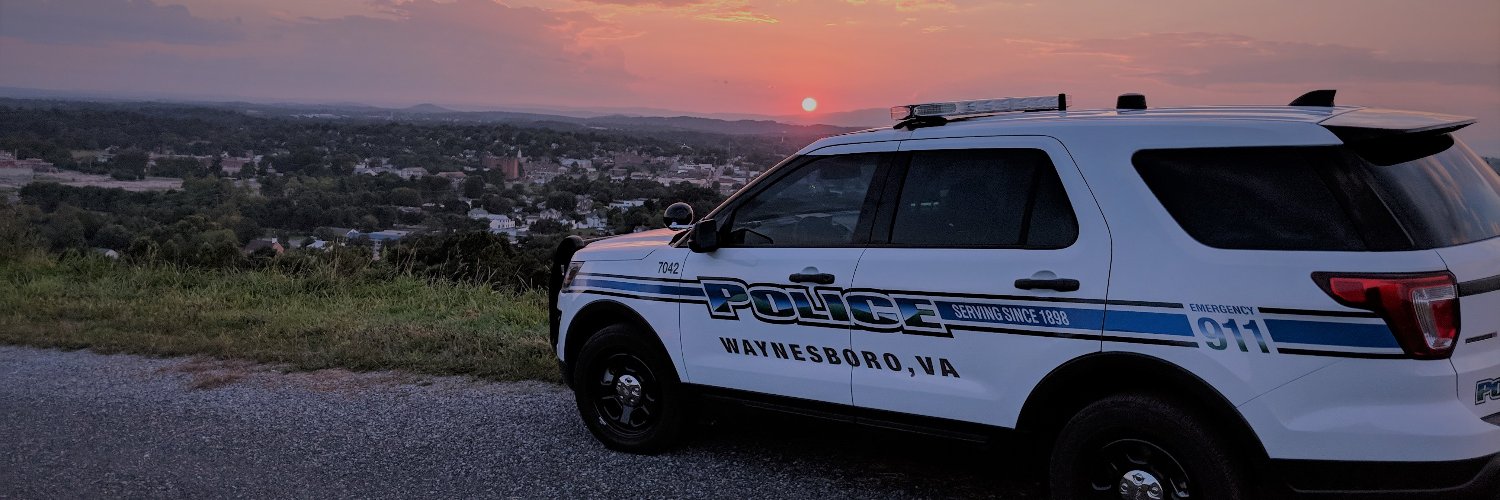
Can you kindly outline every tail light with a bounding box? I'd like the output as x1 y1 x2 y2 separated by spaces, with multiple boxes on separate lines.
1313 272 1461 359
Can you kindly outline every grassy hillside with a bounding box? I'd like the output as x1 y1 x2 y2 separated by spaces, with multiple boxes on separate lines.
0 252 557 382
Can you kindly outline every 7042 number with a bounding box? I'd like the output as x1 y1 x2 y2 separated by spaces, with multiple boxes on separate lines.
1196 317 1271 353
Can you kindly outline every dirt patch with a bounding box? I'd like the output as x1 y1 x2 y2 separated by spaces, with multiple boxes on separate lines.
160 357 264 390
156 355 485 393
33 171 183 192
190 371 246 390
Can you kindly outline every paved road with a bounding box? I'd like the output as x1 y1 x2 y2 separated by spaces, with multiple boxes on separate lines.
0 346 1042 499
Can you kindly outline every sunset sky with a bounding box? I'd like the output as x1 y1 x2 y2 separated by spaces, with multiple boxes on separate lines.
1 0 1497 152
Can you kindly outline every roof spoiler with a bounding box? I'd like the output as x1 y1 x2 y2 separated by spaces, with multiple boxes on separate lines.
1320 108 1476 143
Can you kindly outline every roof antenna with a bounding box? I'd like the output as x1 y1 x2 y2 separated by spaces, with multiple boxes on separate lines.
1116 93 1146 111
1289 89 1336 107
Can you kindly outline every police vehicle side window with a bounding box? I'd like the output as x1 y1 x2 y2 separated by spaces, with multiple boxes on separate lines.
886 149 1078 248
724 154 880 247
1135 140 1500 251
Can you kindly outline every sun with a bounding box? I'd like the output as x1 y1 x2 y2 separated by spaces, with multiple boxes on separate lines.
801 97 818 112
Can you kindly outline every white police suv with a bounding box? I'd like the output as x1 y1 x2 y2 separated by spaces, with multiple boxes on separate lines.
548 90 1500 499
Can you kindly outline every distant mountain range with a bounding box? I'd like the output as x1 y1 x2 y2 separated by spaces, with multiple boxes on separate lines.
402 103 455 114
0 86 880 137
391 100 893 128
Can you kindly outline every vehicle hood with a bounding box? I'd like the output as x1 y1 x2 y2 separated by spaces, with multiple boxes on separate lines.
574 229 678 261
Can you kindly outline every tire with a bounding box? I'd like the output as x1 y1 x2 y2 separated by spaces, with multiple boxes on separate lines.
1049 393 1248 500
571 324 687 454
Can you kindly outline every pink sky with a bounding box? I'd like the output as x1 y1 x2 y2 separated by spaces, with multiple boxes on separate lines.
1 0 1497 152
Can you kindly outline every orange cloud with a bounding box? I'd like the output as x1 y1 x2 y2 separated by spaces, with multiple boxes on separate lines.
576 0 708 5
890 0 957 12
846 0 958 12
696 10 778 23
570 0 778 26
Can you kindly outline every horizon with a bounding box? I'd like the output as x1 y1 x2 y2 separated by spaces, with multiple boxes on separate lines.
1 0 1497 152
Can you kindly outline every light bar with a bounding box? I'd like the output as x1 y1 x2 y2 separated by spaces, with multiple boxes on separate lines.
891 94 1068 120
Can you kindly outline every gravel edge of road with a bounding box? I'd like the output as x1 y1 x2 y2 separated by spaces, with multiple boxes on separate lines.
0 345 1043 499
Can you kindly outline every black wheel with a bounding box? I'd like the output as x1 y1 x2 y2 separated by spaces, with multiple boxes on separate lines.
572 324 686 454
1049 393 1247 500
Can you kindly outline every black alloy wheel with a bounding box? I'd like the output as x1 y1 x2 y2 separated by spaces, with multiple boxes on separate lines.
589 351 661 438
1087 438 1191 499
572 324 686 453
1050 393 1248 500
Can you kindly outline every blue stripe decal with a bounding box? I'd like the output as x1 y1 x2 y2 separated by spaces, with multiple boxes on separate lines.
1103 310 1194 337
568 274 1399 355
1265 319 1398 349
932 301 1105 330
575 278 705 298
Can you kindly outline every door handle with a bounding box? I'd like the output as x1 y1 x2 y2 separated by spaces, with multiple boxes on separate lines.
1014 277 1080 292
789 272 836 285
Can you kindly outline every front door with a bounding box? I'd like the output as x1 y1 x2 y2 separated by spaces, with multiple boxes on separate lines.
848 136 1111 426
679 143 894 404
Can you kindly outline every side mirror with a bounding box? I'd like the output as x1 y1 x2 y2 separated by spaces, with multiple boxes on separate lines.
664 202 695 230
689 218 720 253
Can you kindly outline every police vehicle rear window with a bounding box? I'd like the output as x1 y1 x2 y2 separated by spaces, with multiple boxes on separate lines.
1134 136 1500 251
1356 135 1500 248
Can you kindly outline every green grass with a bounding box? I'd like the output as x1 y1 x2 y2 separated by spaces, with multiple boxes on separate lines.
0 253 557 382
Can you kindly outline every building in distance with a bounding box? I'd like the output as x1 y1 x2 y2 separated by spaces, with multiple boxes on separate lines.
481 151 523 181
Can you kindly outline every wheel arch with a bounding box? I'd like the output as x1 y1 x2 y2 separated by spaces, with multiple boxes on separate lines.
563 299 673 387
1016 352 1269 463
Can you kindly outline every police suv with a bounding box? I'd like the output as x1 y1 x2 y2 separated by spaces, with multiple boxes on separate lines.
549 91 1500 499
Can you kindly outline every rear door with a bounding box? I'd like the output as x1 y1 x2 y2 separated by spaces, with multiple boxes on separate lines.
847 136 1110 426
